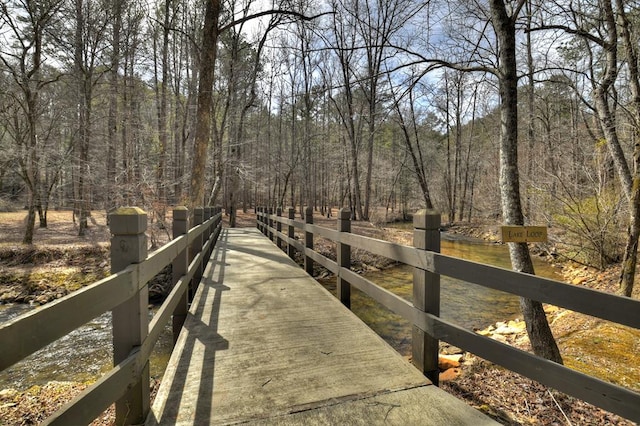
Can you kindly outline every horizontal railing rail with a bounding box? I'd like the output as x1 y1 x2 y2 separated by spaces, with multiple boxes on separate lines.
256 206 640 422
0 206 222 425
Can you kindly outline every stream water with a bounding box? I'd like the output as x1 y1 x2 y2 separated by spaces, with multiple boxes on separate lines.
0 306 174 391
0 232 561 391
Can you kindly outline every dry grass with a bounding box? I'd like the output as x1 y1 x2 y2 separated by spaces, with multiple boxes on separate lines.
0 210 111 247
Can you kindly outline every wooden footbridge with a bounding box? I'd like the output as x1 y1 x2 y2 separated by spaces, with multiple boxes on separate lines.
2 206 640 425
146 227 493 425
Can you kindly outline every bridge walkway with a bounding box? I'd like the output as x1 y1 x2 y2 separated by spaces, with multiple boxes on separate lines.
146 227 497 425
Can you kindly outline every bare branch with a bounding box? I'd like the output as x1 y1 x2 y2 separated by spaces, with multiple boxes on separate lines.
219 10 333 34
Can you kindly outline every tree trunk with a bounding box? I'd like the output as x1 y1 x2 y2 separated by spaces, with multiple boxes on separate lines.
154 0 170 220
189 0 221 208
490 0 562 363
615 0 640 297
107 0 122 212
392 87 434 209
74 0 90 237
23 194 36 245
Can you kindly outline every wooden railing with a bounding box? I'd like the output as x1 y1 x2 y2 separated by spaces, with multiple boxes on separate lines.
257 206 640 423
0 206 222 425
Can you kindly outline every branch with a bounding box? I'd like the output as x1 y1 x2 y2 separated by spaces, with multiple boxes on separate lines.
219 10 333 34
512 0 528 21
392 44 498 76
526 24 606 48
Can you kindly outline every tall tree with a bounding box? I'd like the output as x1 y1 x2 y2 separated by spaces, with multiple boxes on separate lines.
412 0 563 361
106 0 123 212
152 0 173 220
0 0 62 244
544 0 640 295
69 0 109 236
356 0 414 220
189 0 221 208
388 72 436 209
325 0 365 220
614 0 640 297
489 0 562 362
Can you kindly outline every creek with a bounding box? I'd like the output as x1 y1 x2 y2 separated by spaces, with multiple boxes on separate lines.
0 232 560 391
0 306 173 391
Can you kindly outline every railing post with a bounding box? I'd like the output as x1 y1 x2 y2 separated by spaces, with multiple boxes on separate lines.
258 207 264 234
305 206 314 275
276 207 283 250
207 206 216 259
109 207 150 424
268 207 274 240
172 206 189 345
413 209 441 386
287 207 295 259
213 206 222 243
337 208 351 308
190 207 204 299
256 207 261 232
204 206 212 242
262 206 267 235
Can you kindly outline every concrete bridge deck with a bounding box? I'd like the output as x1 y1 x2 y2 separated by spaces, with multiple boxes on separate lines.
146 227 497 425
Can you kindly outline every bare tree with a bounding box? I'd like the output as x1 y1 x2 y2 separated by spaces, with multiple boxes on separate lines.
152 0 173 221
67 0 109 236
402 0 562 361
540 0 640 295
614 0 640 297
106 0 123 213
0 0 62 244
388 72 436 209
324 0 365 219
488 0 562 362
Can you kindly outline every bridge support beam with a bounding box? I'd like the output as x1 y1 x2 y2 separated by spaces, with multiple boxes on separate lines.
109 207 150 425
413 210 441 385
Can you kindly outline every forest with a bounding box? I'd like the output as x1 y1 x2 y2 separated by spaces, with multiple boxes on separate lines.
2 0 640 302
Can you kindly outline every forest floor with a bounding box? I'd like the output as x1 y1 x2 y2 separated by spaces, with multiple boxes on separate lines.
0 209 639 425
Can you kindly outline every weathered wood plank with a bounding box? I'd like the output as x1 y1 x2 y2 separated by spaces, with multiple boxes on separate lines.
337 209 351 308
338 232 433 270
277 216 295 227
143 276 191 365
306 223 339 241
139 237 188 288
0 270 136 371
305 249 339 274
434 254 640 329
186 216 216 245
340 268 418 323
283 236 304 253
